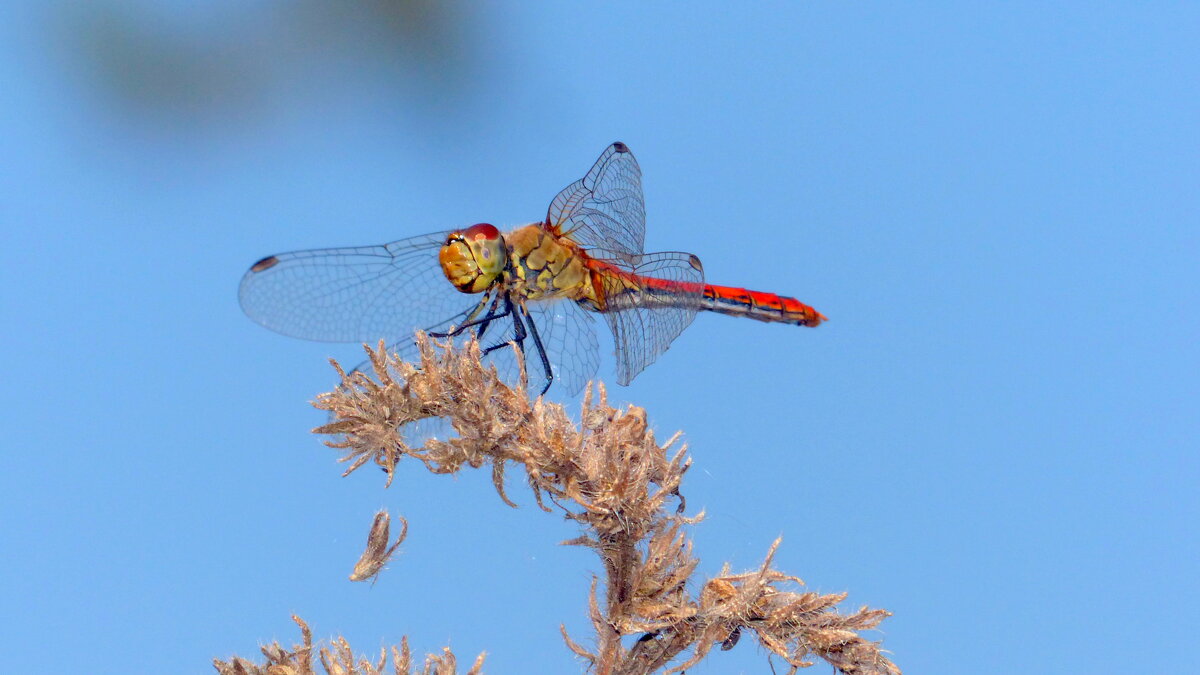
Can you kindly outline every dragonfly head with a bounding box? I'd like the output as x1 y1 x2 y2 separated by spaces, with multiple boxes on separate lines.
440 223 507 293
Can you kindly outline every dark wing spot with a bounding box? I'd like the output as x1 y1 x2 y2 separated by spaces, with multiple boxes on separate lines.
612 141 629 153
250 255 279 273
687 254 703 272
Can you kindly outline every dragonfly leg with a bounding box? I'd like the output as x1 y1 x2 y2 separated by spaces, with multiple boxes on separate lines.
520 303 554 396
483 296 525 355
480 297 536 385
462 289 493 324
453 296 552 397
472 291 507 343
430 291 510 339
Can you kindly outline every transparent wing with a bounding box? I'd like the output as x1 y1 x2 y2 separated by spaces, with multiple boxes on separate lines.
546 142 646 262
595 251 706 386
238 231 479 343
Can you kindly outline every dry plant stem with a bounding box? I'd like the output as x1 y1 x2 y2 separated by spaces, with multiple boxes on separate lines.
306 335 899 675
212 615 485 675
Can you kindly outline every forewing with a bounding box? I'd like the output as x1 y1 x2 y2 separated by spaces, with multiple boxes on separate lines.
238 232 476 343
597 251 706 386
546 142 646 262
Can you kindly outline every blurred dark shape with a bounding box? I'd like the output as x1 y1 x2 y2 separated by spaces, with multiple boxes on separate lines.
67 4 265 123
59 0 476 129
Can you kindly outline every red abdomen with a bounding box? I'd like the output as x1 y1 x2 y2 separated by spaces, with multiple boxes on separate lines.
701 284 825 326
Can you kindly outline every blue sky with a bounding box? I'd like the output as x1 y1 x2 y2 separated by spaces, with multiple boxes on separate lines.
2 2 1197 673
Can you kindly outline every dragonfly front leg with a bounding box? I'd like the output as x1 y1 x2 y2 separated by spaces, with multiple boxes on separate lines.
479 299 553 396
437 294 553 397
482 296 524 356
473 291 507 343
430 290 508 339
461 288 494 325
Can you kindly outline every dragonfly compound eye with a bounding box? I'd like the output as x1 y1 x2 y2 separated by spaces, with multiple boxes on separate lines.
439 223 507 293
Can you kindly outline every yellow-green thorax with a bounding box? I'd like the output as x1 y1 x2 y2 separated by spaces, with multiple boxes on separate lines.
501 224 599 306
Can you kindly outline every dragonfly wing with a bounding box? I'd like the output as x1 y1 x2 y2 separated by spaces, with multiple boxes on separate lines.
238 231 476 344
546 142 646 263
596 251 706 386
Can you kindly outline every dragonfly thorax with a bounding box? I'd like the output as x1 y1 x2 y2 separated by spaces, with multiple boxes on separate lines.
501 224 600 305
439 223 508 293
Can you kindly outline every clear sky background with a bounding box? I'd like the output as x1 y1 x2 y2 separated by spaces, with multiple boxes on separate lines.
2 2 1197 673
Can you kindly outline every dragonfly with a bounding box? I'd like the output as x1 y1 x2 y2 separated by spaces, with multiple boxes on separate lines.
239 142 825 396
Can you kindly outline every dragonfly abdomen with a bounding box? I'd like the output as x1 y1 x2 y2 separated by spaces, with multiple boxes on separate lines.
701 284 825 326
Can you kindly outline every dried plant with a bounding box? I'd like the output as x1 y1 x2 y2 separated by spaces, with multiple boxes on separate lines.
218 334 899 674
212 615 484 675
349 510 408 583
